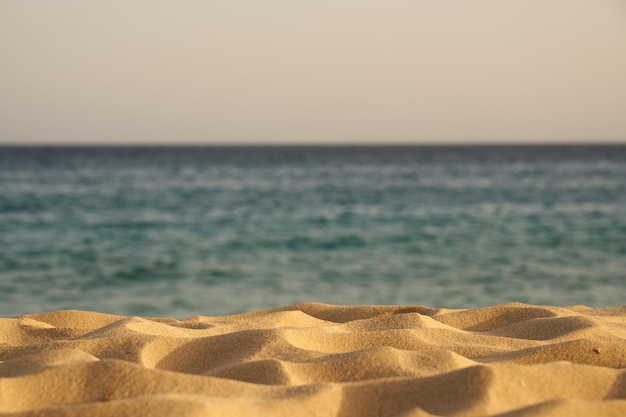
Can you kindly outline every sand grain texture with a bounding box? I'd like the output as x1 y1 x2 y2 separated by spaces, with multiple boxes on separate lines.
0 303 625 416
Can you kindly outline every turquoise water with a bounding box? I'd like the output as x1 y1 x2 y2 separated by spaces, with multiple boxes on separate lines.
1 146 625 318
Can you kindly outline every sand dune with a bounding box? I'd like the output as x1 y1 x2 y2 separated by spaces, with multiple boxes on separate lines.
0 303 625 416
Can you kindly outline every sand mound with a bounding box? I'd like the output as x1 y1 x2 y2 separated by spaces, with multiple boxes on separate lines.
0 303 625 416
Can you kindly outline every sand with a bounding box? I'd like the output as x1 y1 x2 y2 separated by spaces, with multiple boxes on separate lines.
0 303 625 416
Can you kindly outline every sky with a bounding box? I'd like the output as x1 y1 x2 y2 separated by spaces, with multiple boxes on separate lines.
1 0 625 145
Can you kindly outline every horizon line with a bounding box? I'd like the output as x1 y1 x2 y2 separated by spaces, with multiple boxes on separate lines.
1 141 625 148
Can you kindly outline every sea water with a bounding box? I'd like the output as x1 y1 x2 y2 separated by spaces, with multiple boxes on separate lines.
0 146 624 318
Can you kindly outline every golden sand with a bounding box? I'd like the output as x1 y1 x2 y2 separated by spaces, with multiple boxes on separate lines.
0 303 625 416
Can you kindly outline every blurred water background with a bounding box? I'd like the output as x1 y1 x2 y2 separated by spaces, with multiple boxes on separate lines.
0 145 624 318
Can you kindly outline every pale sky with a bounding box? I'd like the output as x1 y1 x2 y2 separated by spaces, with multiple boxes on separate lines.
1 0 625 145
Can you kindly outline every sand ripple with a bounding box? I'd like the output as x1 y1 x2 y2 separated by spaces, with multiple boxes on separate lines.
0 303 625 416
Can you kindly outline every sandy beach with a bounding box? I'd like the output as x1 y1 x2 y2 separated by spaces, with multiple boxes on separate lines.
1 302 625 416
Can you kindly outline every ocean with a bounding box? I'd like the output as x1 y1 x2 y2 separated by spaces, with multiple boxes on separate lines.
0 145 624 318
